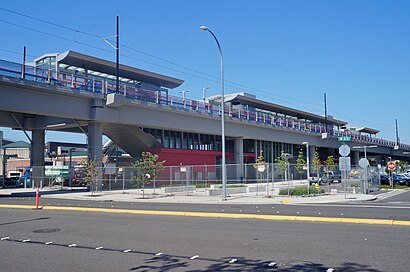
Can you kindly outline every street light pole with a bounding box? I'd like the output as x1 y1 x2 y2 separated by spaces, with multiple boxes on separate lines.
202 86 210 109
200 25 227 201
303 142 310 195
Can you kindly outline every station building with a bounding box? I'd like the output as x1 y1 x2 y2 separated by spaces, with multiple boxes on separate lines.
1 50 409 186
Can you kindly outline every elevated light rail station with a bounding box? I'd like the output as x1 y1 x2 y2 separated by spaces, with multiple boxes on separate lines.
0 50 409 189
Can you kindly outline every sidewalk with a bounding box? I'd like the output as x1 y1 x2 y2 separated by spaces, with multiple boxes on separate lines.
0 187 379 205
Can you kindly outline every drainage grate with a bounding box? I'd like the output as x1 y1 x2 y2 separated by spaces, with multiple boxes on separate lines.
33 228 61 233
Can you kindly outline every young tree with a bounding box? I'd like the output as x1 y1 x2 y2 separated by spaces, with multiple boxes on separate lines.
295 149 306 179
275 150 289 177
80 157 99 195
133 152 165 198
312 149 322 177
325 155 336 172
398 160 408 173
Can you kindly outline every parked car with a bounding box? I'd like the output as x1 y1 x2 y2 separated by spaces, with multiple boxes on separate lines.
308 175 323 185
325 171 341 183
392 174 410 186
396 174 410 186
380 174 390 185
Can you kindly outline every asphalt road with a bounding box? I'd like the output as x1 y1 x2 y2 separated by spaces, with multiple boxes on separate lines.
0 190 409 220
0 205 409 272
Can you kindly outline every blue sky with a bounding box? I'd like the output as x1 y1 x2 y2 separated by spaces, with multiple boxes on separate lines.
0 0 409 144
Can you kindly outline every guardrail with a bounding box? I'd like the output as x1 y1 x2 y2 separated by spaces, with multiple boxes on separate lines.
1 58 409 151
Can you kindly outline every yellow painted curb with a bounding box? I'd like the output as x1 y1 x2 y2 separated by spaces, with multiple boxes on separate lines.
281 199 294 203
295 216 342 223
392 220 410 226
340 218 393 225
1 204 410 227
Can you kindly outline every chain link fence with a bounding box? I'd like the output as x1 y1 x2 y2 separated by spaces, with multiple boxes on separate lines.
24 163 381 197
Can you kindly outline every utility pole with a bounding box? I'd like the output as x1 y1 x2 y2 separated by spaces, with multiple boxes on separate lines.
116 16 120 94
324 93 328 133
395 119 399 146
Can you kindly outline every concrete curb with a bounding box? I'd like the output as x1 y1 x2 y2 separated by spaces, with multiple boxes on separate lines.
1 204 409 227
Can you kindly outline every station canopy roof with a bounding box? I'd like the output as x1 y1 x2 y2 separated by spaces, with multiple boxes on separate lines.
40 51 184 89
219 93 348 127
356 127 380 135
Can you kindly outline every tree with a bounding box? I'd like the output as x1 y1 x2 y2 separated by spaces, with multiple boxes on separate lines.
312 149 322 176
133 152 165 198
80 157 99 195
398 160 408 173
275 150 289 176
295 149 306 178
325 155 336 172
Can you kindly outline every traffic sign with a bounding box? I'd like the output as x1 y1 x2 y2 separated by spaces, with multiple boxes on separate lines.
45 166 69 177
338 136 351 142
358 158 369 169
339 144 350 157
339 157 351 171
387 161 396 171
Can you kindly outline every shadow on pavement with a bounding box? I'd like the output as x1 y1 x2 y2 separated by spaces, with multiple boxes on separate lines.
129 256 382 272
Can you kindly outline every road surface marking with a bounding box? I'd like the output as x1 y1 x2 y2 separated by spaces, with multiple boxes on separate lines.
189 255 199 260
123 249 131 253
327 269 334 272
155 252 164 256
268 262 277 267
95 246 104 250
228 259 237 263
68 244 77 247
45 241 53 245
1 204 410 227
22 239 30 243
1 237 10 240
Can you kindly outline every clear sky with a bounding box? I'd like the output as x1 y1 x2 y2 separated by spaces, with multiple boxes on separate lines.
0 0 409 145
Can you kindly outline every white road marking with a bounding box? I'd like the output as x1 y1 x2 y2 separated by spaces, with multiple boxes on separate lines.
22 239 30 243
327 269 334 272
318 212 322 215
189 255 199 260
228 259 237 263
95 246 104 250
155 252 164 256
1 237 10 240
68 244 77 247
123 249 132 253
45 241 53 245
239 210 242 212
268 262 277 267
221 209 224 212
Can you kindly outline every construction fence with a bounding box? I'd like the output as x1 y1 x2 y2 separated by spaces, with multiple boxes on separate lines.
25 163 383 197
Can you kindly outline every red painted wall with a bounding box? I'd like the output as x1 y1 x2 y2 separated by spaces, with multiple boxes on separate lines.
145 148 229 166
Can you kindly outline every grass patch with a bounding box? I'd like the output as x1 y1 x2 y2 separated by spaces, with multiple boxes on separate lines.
380 185 408 189
279 187 325 196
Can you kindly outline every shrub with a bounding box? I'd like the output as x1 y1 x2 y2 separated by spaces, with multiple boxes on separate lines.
380 185 408 189
279 187 325 196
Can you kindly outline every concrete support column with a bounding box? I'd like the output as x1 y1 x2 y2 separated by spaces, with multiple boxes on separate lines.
234 137 244 182
309 145 316 165
88 122 102 191
31 129 45 188
352 151 360 166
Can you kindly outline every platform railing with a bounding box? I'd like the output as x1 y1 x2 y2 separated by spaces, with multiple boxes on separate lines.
1 58 409 151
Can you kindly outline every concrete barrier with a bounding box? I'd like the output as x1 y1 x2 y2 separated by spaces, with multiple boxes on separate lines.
161 186 196 194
